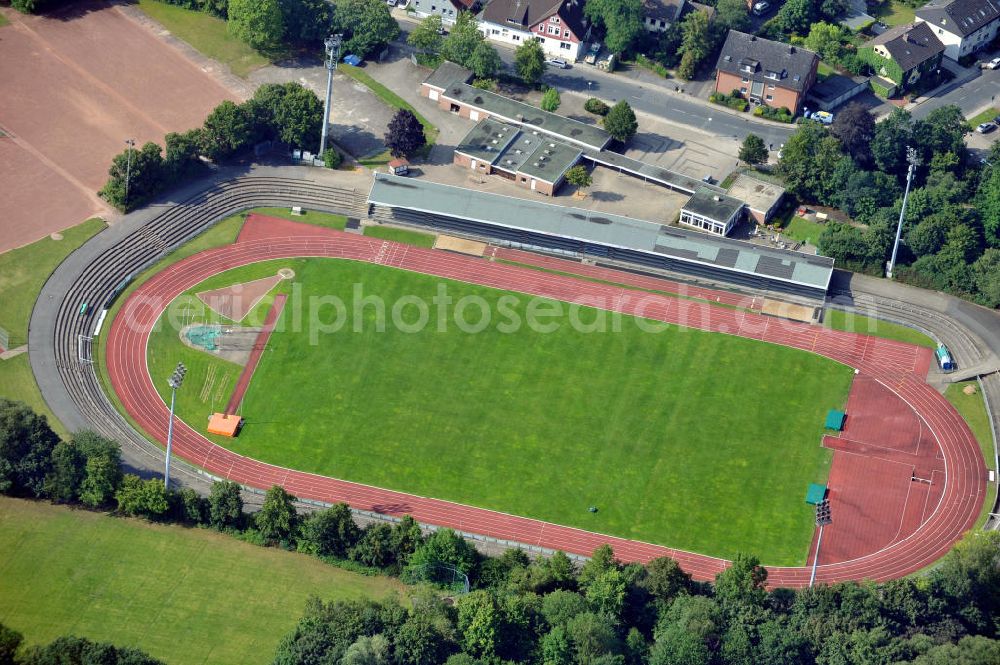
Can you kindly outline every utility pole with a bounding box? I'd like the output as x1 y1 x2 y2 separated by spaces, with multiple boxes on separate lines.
886 146 920 280
164 362 187 489
123 138 135 211
319 34 343 157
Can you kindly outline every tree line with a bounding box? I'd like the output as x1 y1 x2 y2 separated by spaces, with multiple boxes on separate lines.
776 103 1000 307
3 397 1000 664
99 82 323 212
0 627 163 665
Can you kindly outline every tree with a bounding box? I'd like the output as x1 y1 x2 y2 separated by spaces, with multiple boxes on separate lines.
391 514 425 565
395 614 451 665
677 10 714 80
649 595 721 665
273 83 323 149
642 556 690 605
603 100 638 143
566 612 621 664
333 0 400 57
408 15 445 55
0 623 22 665
209 479 244 530
804 22 847 63
76 431 123 508
256 484 299 544
714 552 768 614
584 0 644 55
467 41 502 79
201 101 254 162
715 0 750 32
351 522 396 568
115 475 169 518
457 591 502 659
972 249 1000 307
406 528 478 583
228 0 285 51
738 134 768 165
585 568 628 622
912 105 968 166
384 109 426 158
515 38 546 85
872 108 913 177
301 502 361 557
280 0 333 46
541 87 561 112
99 142 167 212
341 634 390 665
830 102 875 165
773 0 815 35
43 440 84 503
565 165 593 189
164 129 204 182
778 121 842 202
176 487 208 524
0 400 60 497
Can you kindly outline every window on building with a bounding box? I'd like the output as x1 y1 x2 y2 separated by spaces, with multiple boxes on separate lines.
659 20 665 27
741 77 749 83
563 30 569 36
492 29 499 34
539 37 545 42
551 16 560 23
431 4 435 8
768 84 775 90
740 87 747 93
766 94 773 101
513 34 521 40
560 41 571 49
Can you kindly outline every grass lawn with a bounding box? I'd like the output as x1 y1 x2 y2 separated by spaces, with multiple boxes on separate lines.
780 216 825 247
817 61 836 81
967 107 1000 127
0 497 400 665
944 381 998 528
339 65 439 148
363 225 436 247
148 259 854 565
252 207 348 230
135 0 270 78
824 309 936 348
0 11 10 27
0 218 106 346
875 0 919 27
0 355 68 440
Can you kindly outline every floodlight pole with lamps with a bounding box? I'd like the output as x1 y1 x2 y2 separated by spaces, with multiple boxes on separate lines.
164 362 187 489
319 34 343 157
124 138 136 211
886 147 920 280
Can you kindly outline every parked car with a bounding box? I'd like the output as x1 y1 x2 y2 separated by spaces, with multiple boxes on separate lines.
546 58 569 69
584 42 601 65
752 1 770 15
983 57 1000 69
811 110 834 124
993 114 1000 124
977 122 997 133
386 0 397 6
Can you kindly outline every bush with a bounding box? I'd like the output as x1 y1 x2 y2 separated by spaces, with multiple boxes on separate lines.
753 105 794 123
322 148 343 169
709 91 749 112
471 77 498 91
635 54 669 78
584 98 610 116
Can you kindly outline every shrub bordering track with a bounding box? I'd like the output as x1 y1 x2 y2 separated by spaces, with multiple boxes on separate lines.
105 216 986 586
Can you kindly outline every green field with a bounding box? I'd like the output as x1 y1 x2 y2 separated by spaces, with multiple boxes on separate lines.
363 225 436 247
0 218 106 434
780 216 826 247
824 309 936 348
136 0 271 77
944 381 998 528
0 497 400 665
148 259 855 565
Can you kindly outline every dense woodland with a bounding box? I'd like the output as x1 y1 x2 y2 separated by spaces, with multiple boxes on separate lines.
2 399 1000 664
775 104 1000 307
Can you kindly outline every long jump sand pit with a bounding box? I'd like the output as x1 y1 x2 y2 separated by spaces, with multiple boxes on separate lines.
0 2 238 252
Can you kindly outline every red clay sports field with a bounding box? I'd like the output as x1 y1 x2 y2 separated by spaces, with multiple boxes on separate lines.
105 215 987 586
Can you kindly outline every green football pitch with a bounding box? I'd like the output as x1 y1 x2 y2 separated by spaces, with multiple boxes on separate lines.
149 259 854 566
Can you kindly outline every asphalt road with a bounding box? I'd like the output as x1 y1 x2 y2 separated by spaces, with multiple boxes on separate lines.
912 66 1000 120
394 18 797 148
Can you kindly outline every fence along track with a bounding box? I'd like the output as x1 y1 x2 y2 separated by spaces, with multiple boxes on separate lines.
47 175 366 490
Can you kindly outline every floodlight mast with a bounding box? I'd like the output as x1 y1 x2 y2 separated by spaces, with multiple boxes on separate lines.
886 147 921 280
319 34 343 157
124 138 136 211
164 362 187 489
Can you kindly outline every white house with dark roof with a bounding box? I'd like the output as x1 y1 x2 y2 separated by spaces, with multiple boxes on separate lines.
916 0 1000 61
479 0 591 59
410 0 478 24
641 0 686 31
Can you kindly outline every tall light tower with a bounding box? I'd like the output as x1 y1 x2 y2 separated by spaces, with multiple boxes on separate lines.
886 146 921 280
164 362 187 489
319 34 343 157
124 138 136 211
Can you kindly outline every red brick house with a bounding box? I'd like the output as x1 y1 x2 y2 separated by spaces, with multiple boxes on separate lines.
714 31 819 113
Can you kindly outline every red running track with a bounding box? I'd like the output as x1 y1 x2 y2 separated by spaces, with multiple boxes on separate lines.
106 216 987 586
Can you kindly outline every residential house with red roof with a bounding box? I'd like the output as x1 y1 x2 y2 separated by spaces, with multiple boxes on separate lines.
479 0 591 60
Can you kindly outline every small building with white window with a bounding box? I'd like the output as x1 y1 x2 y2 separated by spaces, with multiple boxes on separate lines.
916 0 1000 61
641 0 686 31
410 0 478 25
479 0 590 60
680 187 745 236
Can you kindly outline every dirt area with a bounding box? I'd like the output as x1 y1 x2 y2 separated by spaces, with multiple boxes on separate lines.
0 2 237 252
197 273 286 322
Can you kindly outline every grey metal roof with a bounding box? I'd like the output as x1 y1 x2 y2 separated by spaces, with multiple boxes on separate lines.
455 118 520 164
368 174 835 291
582 149 723 195
438 81 611 150
682 187 745 222
867 21 945 72
725 174 785 214
423 61 473 90
917 0 1000 37
807 74 869 103
715 30 819 94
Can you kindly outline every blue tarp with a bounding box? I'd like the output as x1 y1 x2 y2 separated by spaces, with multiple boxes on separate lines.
343 54 362 66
